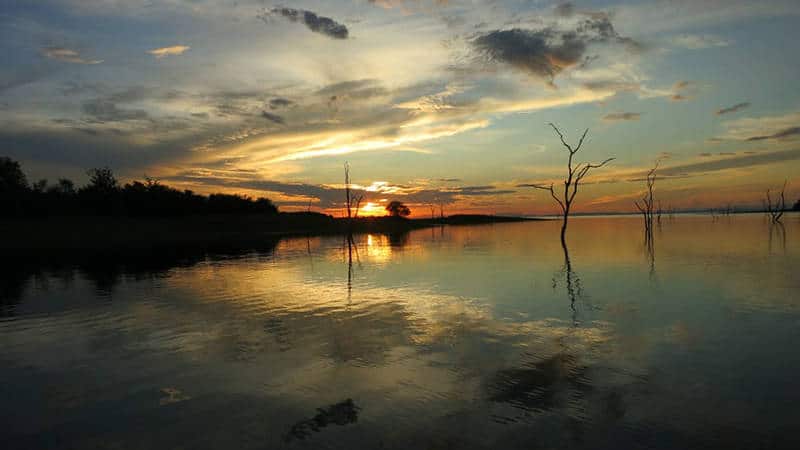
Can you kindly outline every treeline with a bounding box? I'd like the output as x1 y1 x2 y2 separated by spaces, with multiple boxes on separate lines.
0 157 278 218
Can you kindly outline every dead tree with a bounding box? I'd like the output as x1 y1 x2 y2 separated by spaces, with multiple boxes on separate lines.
634 160 659 238
531 123 614 244
343 162 364 220
764 180 787 224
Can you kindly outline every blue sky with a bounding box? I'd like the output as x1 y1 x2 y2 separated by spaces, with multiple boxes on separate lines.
1 0 799 215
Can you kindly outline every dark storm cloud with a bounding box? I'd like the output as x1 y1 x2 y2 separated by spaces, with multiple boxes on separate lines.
602 112 641 122
261 110 286 125
260 8 349 39
716 102 751 116
745 126 800 141
472 14 638 81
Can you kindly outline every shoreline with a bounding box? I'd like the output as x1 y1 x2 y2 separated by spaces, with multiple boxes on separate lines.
0 213 541 252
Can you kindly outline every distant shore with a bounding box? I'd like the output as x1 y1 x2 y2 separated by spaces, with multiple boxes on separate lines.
0 213 541 251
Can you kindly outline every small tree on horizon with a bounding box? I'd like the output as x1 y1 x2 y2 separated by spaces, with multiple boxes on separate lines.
385 201 411 218
85 167 118 193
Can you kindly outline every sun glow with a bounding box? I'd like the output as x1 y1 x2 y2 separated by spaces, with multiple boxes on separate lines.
359 202 387 217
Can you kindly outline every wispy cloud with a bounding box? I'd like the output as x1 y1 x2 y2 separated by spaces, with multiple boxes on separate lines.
715 102 750 115
602 112 641 122
671 34 730 50
40 47 102 64
655 148 800 176
745 127 800 141
368 0 449 10
261 110 285 125
718 111 800 141
147 45 190 59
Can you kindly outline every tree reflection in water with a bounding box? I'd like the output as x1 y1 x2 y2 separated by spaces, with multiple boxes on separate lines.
769 222 786 255
554 241 585 326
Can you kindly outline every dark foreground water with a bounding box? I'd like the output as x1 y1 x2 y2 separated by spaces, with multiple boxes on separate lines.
2 215 799 449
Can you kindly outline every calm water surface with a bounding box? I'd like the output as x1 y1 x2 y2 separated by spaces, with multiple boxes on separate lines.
2 215 799 449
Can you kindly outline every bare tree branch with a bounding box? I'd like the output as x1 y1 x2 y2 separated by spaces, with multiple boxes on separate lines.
526 124 614 243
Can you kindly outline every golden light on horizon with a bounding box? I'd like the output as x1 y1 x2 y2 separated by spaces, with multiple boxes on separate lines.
359 202 387 217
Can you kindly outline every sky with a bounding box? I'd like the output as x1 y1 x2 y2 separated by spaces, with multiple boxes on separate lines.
1 0 799 216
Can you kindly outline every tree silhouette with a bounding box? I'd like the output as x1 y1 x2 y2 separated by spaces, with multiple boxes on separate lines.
85 167 118 193
50 178 75 196
530 124 614 244
385 201 411 218
634 160 659 241
794 198 800 211
0 157 279 217
0 156 27 192
1 156 29 217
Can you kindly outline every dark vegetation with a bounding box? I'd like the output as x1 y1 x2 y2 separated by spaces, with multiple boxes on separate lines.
385 200 411 217
0 157 278 218
1 156 535 251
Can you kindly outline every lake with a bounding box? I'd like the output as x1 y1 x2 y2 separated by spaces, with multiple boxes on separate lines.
2 214 799 449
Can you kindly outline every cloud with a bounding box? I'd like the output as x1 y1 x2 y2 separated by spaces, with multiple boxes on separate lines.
553 2 576 17
655 148 800 177
260 8 348 40
0 66 50 93
163 171 513 210
602 112 641 122
472 14 639 82
269 98 294 110
368 0 448 9
82 99 148 122
261 110 285 125
718 111 800 142
315 79 388 100
671 34 730 50
147 45 190 59
745 126 800 141
715 102 751 115
40 47 102 64
670 80 695 101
